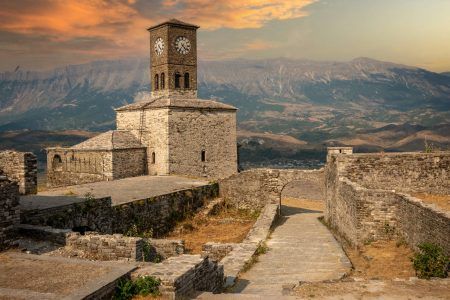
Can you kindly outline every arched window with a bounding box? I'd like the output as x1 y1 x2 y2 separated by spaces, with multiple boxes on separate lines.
201 150 206 162
151 152 156 164
184 73 190 88
160 73 165 89
175 72 181 88
52 154 63 171
154 74 159 90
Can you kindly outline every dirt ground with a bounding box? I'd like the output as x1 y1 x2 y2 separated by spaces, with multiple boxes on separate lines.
293 278 450 299
412 193 450 211
0 252 111 296
166 202 258 254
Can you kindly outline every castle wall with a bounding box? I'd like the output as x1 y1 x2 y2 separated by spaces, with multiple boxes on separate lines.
47 149 113 188
325 152 450 255
0 150 37 194
333 152 450 194
0 176 20 250
168 108 237 179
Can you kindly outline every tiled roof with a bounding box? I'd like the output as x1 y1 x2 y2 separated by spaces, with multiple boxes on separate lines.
71 130 145 150
115 97 237 112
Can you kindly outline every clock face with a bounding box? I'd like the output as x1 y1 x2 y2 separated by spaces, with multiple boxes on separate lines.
175 36 191 54
154 37 164 56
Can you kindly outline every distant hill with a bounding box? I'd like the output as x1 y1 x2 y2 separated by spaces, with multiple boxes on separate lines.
442 72 450 77
1 57 449 153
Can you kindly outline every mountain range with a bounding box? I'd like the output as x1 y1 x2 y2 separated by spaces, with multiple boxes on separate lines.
0 57 449 158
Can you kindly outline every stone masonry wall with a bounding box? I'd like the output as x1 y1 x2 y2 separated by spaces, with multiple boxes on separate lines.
0 175 20 250
112 148 146 179
168 108 237 179
0 150 37 194
132 255 224 298
325 152 450 255
47 148 113 188
334 152 450 194
21 184 219 238
66 232 144 261
219 168 324 210
116 108 170 176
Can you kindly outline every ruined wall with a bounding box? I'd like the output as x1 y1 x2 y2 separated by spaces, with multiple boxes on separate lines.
219 168 325 210
334 152 450 194
0 175 20 250
132 255 224 298
112 148 146 179
66 232 144 261
168 108 237 179
116 109 170 176
0 150 37 194
47 148 113 188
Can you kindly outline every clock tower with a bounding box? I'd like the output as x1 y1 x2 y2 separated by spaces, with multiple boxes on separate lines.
148 19 199 99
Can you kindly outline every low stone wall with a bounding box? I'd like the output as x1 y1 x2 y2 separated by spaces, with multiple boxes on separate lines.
111 183 219 236
17 224 72 245
67 232 144 261
201 203 279 288
0 150 37 195
21 184 219 239
219 168 324 210
132 255 224 299
21 197 113 233
202 243 235 262
0 175 20 250
147 238 185 260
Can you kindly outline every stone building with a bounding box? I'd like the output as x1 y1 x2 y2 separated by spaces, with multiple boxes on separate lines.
47 19 238 188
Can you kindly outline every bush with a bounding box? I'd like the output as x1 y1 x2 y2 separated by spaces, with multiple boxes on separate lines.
114 276 161 300
411 243 449 279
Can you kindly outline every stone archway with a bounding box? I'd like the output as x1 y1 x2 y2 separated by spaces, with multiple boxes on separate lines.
279 177 325 216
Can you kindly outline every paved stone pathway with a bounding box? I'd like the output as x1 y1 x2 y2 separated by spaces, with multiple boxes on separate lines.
230 205 351 296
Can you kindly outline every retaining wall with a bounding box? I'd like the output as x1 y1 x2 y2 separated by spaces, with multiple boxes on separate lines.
21 184 219 237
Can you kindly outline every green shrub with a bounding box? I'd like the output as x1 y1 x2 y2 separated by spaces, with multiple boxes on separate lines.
411 243 449 279
114 276 161 300
114 278 135 300
134 276 161 297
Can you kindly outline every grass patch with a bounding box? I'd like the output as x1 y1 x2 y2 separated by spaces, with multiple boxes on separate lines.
241 242 269 273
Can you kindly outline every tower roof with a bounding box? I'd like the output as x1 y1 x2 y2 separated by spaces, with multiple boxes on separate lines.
115 97 237 112
147 19 200 31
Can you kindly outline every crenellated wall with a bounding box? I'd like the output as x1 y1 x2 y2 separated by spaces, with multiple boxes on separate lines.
0 150 37 195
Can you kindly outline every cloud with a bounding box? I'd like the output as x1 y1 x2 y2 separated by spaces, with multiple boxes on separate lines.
0 0 315 70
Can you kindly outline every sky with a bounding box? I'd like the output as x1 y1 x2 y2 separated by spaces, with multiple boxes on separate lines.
0 0 449 72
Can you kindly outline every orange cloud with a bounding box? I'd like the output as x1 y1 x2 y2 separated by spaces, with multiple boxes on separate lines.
0 0 315 69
